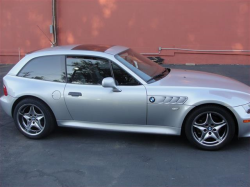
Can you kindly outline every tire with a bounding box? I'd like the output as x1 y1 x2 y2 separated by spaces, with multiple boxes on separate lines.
185 105 235 150
13 98 56 139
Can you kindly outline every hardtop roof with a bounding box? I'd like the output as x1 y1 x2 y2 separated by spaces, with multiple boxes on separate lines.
28 44 128 55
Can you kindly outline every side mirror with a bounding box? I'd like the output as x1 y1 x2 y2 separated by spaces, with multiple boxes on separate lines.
102 77 122 92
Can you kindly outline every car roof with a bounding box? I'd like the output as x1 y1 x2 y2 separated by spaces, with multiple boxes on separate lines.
72 44 113 51
29 44 128 55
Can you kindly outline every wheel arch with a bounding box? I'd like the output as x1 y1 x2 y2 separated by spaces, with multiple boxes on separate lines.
11 95 57 122
181 103 238 137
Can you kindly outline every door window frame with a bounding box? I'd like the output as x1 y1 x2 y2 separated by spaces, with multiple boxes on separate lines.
65 55 142 86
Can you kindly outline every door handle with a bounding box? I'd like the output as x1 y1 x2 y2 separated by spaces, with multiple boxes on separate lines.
68 92 82 97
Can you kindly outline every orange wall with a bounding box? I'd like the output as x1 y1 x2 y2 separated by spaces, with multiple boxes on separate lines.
0 0 250 64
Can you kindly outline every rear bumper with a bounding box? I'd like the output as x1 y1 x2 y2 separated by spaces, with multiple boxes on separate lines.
231 106 250 137
0 95 16 117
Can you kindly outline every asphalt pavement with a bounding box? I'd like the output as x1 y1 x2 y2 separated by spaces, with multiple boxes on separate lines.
0 64 249 187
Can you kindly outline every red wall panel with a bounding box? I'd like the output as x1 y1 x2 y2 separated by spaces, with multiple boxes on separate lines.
0 0 249 64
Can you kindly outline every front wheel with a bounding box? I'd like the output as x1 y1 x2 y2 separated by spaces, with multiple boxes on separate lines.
185 106 235 150
14 98 56 139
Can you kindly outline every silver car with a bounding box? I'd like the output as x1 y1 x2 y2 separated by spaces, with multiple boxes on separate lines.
1 44 250 150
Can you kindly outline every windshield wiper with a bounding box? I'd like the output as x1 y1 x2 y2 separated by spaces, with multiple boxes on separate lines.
146 69 168 83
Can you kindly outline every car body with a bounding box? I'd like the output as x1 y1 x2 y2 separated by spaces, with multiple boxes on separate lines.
1 44 250 150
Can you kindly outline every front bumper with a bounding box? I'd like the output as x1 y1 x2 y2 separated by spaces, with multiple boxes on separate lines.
0 95 16 117
231 106 250 137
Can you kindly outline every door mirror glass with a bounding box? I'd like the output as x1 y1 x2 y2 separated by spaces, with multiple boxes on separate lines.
102 77 122 92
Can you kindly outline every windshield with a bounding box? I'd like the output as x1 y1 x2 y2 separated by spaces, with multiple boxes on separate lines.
115 49 168 83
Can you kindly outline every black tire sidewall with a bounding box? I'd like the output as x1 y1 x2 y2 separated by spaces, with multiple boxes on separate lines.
14 98 55 139
185 106 235 150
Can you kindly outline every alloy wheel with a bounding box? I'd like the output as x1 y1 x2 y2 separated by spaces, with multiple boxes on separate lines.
192 112 229 147
17 104 46 136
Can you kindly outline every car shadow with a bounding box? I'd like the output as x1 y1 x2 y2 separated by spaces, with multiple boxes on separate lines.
47 126 250 151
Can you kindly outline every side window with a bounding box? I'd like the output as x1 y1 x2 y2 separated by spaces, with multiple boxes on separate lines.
18 56 66 83
112 63 141 86
66 56 112 85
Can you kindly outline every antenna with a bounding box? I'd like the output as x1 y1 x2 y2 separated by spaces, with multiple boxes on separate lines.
36 25 54 46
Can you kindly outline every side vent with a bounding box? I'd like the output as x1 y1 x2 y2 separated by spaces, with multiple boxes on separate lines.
164 96 187 104
147 95 188 104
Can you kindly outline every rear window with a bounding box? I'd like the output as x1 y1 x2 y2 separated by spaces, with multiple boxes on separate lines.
18 56 66 83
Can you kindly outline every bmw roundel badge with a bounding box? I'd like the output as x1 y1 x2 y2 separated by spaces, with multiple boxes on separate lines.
149 97 155 103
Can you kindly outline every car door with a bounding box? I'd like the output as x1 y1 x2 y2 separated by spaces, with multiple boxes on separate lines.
64 55 147 125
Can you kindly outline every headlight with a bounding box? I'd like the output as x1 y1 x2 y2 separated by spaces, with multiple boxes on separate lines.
242 103 250 114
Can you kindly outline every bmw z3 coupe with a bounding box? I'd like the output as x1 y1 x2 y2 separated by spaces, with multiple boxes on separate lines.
1 44 250 150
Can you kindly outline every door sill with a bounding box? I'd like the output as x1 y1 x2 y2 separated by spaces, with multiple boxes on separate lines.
57 120 181 135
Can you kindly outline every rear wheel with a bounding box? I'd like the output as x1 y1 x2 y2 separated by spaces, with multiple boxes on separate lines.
185 106 235 150
14 98 56 139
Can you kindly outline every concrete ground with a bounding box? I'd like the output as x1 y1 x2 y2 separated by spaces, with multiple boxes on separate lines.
0 64 249 187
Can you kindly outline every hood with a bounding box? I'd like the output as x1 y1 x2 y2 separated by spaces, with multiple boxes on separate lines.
152 69 250 94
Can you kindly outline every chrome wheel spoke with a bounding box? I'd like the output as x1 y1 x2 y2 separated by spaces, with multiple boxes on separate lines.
199 131 206 142
201 132 210 142
211 131 222 142
34 121 43 131
19 109 30 120
213 120 225 125
193 124 206 131
194 121 206 127
25 121 32 131
36 114 44 121
22 113 30 121
214 123 226 131
28 106 36 115
205 113 215 125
